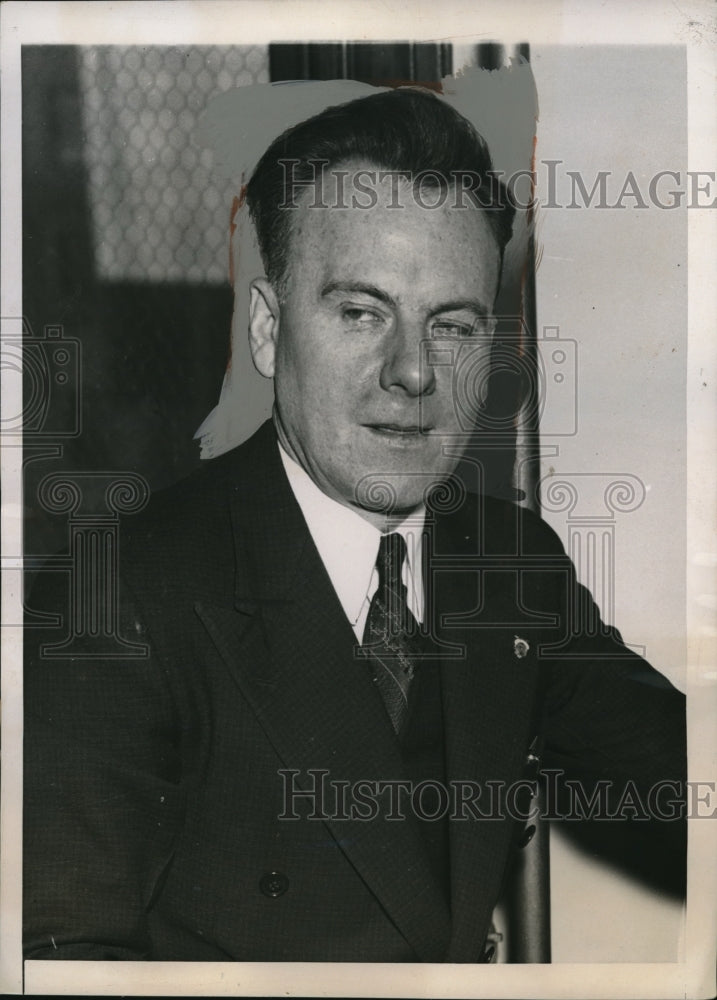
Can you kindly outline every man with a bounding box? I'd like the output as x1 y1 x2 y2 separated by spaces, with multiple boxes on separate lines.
24 87 685 963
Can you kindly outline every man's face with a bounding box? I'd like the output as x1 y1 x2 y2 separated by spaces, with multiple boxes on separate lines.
250 165 502 523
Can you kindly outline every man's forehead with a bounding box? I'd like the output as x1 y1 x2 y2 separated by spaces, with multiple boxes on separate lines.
288 218 500 317
288 167 499 267
288 162 497 242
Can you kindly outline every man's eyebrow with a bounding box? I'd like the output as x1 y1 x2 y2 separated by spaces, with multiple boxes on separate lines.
320 281 397 308
320 283 492 318
428 299 492 319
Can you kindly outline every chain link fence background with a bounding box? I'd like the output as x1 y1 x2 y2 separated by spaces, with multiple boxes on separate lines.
77 46 268 285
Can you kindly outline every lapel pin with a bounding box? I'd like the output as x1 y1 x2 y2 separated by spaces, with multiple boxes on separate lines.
513 635 530 659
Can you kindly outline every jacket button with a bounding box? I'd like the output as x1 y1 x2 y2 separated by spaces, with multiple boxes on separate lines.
260 871 289 897
519 823 537 848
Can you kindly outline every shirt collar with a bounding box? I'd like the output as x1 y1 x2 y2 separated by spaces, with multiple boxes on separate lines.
278 442 425 627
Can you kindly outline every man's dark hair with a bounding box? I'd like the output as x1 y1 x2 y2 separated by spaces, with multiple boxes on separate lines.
246 86 515 296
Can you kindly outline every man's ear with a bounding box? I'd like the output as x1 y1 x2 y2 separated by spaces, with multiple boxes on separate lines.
248 278 280 378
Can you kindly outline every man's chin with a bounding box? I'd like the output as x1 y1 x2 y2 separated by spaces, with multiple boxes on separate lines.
349 468 460 518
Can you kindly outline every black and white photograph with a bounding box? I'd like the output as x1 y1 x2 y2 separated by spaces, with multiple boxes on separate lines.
1 1 715 997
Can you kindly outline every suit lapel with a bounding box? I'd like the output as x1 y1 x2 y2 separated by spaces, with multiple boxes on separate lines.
196 422 450 962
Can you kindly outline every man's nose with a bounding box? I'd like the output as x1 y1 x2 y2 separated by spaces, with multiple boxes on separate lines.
379 322 436 397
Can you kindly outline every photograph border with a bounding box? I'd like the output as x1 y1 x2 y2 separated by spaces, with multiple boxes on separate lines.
2 1 715 997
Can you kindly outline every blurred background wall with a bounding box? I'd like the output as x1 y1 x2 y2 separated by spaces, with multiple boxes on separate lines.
530 43 686 961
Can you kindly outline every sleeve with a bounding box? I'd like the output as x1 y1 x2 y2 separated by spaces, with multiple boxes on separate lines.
23 564 186 959
523 510 687 897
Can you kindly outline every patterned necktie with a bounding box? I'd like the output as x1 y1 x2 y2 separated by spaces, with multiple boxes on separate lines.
361 532 420 734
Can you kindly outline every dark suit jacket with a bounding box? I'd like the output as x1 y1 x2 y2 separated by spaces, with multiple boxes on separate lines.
24 419 686 962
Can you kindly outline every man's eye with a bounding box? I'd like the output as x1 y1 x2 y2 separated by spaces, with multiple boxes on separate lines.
431 321 475 338
341 307 382 325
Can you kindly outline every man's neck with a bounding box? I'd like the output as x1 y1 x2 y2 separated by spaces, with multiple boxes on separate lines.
272 411 424 530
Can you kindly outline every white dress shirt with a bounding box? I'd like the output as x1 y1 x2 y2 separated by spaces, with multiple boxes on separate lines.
279 444 425 643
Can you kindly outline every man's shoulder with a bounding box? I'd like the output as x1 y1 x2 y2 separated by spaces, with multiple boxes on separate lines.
439 489 566 558
122 422 275 563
